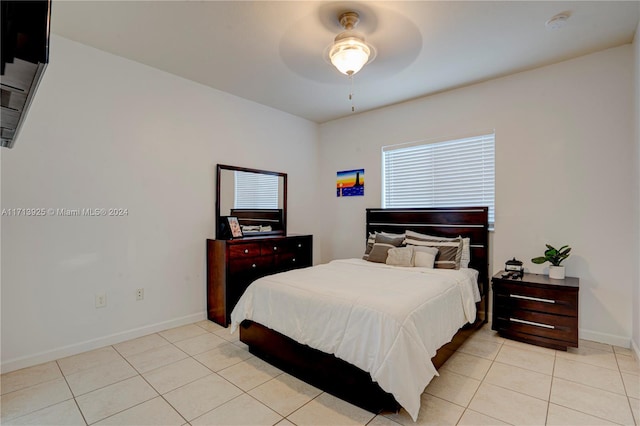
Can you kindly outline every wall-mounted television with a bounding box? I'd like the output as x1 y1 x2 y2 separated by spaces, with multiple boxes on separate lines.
1 0 51 148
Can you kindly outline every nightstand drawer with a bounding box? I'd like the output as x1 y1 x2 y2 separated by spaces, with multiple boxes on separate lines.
494 281 577 304
494 292 577 316
494 313 577 344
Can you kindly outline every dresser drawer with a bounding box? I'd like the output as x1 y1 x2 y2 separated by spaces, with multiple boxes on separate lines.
229 255 274 274
274 252 307 271
286 237 312 262
261 241 286 256
229 243 262 258
286 236 311 251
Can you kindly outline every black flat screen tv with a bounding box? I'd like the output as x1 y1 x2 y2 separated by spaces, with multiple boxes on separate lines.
1 0 51 148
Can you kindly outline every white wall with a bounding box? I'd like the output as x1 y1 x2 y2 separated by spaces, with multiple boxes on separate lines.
319 45 636 347
0 36 320 372
633 20 640 357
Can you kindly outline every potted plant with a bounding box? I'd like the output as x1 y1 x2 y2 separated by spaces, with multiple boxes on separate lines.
531 244 571 279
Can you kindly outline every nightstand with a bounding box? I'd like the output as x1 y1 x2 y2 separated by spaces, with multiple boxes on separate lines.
492 271 579 351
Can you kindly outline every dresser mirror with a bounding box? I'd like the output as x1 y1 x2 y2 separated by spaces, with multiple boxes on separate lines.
216 164 287 239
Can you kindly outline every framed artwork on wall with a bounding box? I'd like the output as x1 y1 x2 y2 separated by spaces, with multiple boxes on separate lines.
337 169 365 197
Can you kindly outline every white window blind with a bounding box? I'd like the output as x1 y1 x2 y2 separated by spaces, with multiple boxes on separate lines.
382 133 495 226
234 171 279 209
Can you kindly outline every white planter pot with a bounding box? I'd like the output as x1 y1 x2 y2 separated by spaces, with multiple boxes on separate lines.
549 265 565 279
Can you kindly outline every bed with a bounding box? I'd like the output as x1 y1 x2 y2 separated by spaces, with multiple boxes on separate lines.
230 207 489 421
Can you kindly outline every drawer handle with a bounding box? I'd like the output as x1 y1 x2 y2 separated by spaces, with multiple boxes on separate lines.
273 246 278 251
509 317 555 329
244 249 249 254
509 294 555 304
251 263 257 268
298 244 302 248
292 258 296 262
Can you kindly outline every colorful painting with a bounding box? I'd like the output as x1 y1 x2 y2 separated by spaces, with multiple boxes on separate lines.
337 169 365 197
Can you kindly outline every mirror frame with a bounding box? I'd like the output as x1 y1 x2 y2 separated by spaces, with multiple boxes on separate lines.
216 164 287 239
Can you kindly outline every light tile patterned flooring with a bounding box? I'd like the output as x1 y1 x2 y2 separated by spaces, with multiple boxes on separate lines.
1 320 639 425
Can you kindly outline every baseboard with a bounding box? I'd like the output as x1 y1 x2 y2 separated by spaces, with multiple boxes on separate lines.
631 338 640 362
1 311 206 373
579 328 632 348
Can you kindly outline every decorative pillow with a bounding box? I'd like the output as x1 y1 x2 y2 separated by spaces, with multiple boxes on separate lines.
413 246 439 268
367 243 396 263
459 237 471 268
375 233 405 246
404 230 471 267
363 232 376 259
385 246 414 267
363 232 405 260
404 230 463 269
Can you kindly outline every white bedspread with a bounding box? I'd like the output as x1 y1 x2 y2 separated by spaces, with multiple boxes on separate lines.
230 259 480 421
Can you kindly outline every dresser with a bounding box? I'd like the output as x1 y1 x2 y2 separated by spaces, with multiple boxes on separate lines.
492 271 579 350
206 235 313 326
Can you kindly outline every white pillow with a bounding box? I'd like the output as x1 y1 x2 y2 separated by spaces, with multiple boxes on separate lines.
385 246 414 267
413 246 439 268
460 237 471 268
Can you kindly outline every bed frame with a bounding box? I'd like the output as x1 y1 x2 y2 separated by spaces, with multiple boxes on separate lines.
239 207 489 415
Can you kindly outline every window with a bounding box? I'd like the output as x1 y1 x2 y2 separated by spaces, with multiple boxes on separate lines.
382 132 495 226
234 171 279 209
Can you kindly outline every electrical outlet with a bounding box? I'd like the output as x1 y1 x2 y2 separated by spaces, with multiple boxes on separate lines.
95 293 107 308
136 288 144 301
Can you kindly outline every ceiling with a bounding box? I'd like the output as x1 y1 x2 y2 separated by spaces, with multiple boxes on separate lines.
51 1 639 123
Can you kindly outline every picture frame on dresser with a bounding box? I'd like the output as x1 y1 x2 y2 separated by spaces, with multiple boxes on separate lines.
218 216 240 240
226 216 243 238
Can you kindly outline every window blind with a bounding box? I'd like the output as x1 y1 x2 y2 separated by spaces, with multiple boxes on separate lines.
234 171 279 209
382 133 495 226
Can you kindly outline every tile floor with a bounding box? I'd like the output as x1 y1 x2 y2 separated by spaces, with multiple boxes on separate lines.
1 320 638 425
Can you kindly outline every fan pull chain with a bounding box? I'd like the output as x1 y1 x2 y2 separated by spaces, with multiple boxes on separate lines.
349 75 355 112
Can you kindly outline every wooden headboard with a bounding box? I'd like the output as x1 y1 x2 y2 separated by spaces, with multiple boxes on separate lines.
366 207 490 303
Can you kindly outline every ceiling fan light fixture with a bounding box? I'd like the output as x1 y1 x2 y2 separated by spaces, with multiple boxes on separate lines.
327 11 375 76
329 33 371 76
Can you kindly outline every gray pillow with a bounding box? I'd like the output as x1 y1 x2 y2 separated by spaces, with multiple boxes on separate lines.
375 233 405 247
363 232 405 260
367 243 396 263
